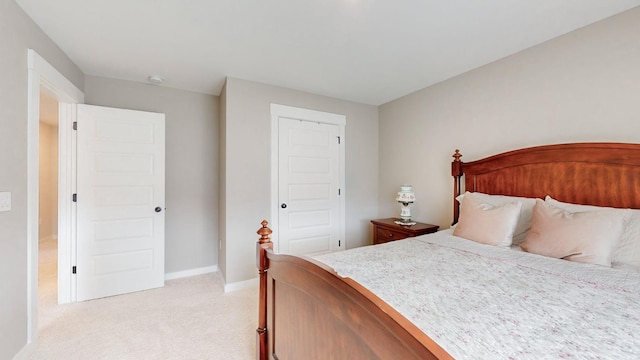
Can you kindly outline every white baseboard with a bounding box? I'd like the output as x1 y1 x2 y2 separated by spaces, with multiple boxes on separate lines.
224 276 258 293
164 265 218 281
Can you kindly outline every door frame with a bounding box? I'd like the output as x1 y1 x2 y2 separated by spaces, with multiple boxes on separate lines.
270 104 346 253
27 49 84 343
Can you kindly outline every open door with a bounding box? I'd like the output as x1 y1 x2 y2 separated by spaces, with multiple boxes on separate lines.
75 104 165 301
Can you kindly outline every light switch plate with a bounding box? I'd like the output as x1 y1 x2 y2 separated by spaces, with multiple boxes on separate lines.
0 192 11 212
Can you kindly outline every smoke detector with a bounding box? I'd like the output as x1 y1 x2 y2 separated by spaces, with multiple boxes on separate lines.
147 75 164 85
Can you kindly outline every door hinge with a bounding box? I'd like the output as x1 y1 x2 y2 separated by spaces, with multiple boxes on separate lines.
73 121 77 130
338 188 341 196
72 266 76 274
337 136 341 144
339 240 341 247
72 194 77 202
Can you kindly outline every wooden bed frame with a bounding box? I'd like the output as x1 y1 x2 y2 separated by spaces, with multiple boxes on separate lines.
256 142 640 360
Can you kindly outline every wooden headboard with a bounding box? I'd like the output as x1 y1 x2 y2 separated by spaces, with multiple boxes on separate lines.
451 143 640 224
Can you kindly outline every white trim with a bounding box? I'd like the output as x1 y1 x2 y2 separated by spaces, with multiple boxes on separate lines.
224 276 258 293
271 104 346 126
57 103 77 304
27 51 84 102
26 49 83 345
269 109 280 252
269 104 346 253
164 265 219 281
26 50 40 347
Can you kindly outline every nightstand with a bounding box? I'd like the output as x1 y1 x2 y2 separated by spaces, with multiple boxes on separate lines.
371 218 439 245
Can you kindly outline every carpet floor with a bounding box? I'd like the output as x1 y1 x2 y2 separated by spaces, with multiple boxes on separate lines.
31 238 257 360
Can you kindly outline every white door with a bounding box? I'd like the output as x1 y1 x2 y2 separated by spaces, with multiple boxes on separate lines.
76 104 165 301
278 116 343 256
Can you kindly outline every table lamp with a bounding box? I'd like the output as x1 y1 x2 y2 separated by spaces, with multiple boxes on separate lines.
396 185 415 224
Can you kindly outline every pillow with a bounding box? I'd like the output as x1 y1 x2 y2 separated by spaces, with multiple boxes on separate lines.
453 192 522 247
521 199 626 267
545 196 640 268
456 192 537 245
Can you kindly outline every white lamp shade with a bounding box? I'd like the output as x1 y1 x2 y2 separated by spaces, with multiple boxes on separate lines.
396 185 415 203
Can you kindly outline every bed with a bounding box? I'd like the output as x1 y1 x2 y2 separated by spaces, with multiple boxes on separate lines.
255 142 640 359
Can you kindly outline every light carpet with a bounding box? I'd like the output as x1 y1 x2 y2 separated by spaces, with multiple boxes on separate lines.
32 238 257 360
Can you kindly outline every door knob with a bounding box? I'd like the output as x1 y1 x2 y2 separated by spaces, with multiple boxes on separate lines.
281 203 287 209
155 207 162 213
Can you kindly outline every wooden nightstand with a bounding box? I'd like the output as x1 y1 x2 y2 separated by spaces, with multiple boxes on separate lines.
371 218 439 245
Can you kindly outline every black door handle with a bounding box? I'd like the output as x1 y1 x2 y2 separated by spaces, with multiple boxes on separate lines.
155 207 162 213
281 203 287 209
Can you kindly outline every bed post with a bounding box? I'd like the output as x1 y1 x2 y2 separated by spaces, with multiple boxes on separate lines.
256 220 273 360
451 149 463 225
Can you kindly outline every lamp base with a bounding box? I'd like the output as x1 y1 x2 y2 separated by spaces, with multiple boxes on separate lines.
399 202 413 224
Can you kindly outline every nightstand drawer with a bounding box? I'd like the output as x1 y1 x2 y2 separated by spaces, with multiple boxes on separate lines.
371 218 439 245
375 227 407 244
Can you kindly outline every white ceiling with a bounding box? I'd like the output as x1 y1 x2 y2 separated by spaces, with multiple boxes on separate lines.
16 0 640 105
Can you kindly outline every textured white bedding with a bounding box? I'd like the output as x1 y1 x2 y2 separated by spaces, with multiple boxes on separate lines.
314 229 640 359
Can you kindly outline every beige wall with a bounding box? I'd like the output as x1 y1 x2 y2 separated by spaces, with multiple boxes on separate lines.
221 78 379 284
378 7 640 229
38 122 58 240
84 76 219 274
0 0 84 357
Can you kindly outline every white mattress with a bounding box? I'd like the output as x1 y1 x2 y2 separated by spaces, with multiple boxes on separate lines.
314 230 640 359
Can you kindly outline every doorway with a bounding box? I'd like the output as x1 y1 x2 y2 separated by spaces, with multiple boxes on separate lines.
27 50 166 343
38 89 60 324
27 49 84 343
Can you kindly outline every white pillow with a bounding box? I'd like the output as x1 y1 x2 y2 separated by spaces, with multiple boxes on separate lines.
457 192 537 245
522 199 626 267
453 192 522 247
545 196 640 268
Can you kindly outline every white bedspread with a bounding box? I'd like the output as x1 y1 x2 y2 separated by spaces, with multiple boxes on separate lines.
314 230 640 360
